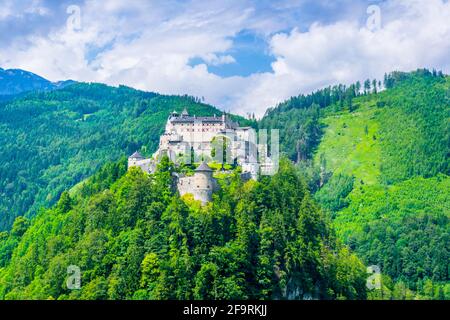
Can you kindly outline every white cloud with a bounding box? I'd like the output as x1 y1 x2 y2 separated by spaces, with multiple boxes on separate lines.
231 0 450 116
0 1 14 19
201 54 236 66
0 0 449 118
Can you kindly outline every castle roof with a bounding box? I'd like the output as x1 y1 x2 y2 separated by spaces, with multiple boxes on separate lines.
167 109 239 128
130 151 144 159
170 116 224 123
195 162 213 172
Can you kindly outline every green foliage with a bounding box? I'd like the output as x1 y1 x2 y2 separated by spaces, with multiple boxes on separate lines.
307 70 449 299
315 174 354 214
1 68 447 300
10 216 29 237
0 158 366 300
0 83 250 230
260 104 322 162
260 79 368 162
335 176 449 290
211 135 232 167
377 72 449 184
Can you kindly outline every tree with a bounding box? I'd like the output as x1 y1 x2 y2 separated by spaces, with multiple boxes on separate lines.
141 253 160 290
355 81 361 96
364 79 371 94
347 95 354 112
211 135 231 169
372 79 378 94
11 216 29 237
57 191 73 212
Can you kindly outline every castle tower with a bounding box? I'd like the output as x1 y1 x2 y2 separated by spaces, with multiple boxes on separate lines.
128 151 153 173
128 151 144 167
177 161 217 204
194 161 214 189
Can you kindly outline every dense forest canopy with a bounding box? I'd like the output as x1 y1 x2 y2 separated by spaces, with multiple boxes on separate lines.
0 158 367 300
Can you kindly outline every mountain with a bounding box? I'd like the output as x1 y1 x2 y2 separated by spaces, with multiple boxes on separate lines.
0 68 447 300
0 81 253 230
0 68 75 96
260 69 449 299
0 157 367 300
314 71 449 299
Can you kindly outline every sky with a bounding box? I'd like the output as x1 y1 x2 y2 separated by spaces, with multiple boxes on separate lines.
0 0 449 117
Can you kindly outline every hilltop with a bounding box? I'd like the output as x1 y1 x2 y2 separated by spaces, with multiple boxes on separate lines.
0 81 252 230
0 158 366 300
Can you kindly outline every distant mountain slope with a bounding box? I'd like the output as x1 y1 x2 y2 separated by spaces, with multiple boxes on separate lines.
312 71 449 298
0 68 75 96
258 69 449 299
0 82 251 230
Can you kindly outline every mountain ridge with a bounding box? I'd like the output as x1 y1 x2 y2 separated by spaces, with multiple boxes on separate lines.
0 67 76 96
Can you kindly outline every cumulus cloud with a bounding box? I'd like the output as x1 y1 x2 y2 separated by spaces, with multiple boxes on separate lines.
232 0 450 116
0 0 449 117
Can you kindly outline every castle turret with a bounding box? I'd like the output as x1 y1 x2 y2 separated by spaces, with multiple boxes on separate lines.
194 161 214 188
128 151 153 173
177 162 218 204
129 151 144 162
169 110 179 120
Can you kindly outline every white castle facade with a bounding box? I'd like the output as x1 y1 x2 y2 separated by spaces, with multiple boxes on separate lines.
128 108 276 203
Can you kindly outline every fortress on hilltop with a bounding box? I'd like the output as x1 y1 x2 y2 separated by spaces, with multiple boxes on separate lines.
128 108 275 203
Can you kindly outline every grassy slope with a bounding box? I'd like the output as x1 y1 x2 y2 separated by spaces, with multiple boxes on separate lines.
312 75 449 290
314 100 381 188
315 78 449 232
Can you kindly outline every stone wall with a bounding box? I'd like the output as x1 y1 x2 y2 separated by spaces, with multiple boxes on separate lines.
127 158 155 174
177 172 217 204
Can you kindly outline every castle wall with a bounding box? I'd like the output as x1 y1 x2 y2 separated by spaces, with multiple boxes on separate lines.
128 158 154 174
177 172 217 204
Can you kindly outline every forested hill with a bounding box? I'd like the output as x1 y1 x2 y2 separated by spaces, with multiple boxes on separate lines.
0 82 252 230
0 68 447 300
259 69 448 172
0 158 367 300
260 69 449 299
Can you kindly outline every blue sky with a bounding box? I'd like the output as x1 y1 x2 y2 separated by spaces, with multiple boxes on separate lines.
0 0 449 116
188 30 275 77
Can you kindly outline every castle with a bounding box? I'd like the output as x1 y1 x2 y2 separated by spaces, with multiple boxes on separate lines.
128 108 275 204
